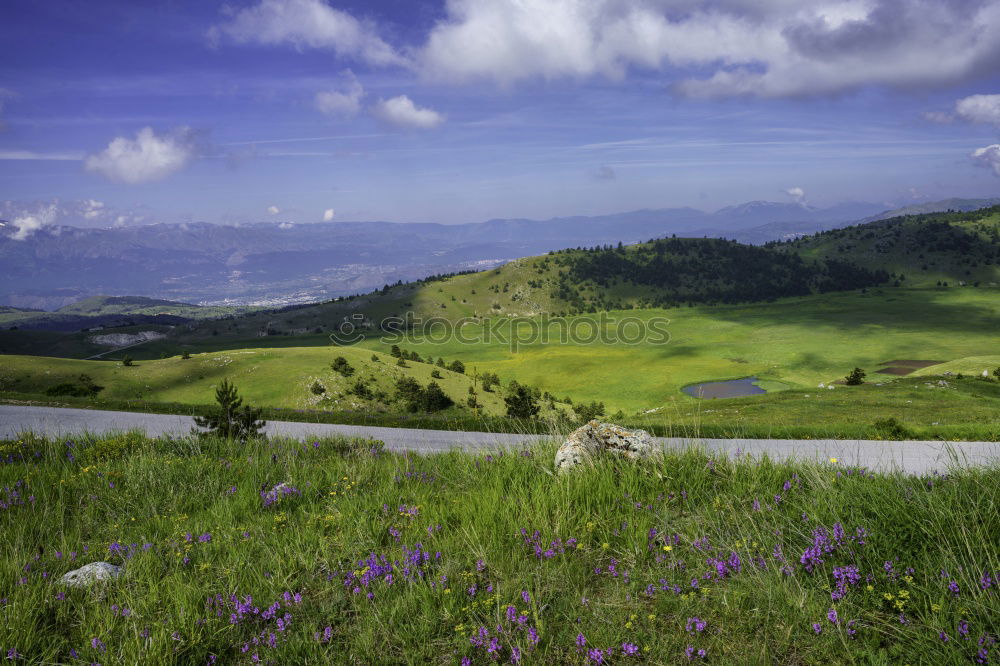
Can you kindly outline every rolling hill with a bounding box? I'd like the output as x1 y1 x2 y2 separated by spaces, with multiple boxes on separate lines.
783 205 1000 288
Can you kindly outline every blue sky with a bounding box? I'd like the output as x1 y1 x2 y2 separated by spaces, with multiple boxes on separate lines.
1 0 999 230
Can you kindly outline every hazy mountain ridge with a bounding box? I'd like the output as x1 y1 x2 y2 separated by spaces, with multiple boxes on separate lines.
0 200 891 309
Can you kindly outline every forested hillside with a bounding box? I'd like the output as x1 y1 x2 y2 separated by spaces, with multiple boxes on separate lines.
783 206 1000 287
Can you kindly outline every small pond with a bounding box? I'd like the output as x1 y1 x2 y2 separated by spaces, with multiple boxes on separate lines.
682 376 768 399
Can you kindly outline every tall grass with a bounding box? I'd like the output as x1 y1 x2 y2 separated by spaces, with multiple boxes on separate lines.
1 432 998 664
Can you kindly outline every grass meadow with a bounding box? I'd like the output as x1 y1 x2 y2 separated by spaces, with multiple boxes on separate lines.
2 432 1000 664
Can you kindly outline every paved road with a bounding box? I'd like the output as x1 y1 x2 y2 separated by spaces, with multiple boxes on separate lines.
2 405 997 475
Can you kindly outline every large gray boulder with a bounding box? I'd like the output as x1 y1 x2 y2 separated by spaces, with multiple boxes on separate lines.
59 562 123 588
554 421 657 472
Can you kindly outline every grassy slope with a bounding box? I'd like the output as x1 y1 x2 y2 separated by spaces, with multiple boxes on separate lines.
789 206 1000 288
0 345 556 420
188 207 999 345
3 287 999 438
2 433 1000 664
352 287 1000 411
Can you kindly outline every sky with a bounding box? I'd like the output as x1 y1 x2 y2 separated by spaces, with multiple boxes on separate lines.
1 0 1000 233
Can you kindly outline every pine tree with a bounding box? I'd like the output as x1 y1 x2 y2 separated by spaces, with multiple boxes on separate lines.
193 379 265 441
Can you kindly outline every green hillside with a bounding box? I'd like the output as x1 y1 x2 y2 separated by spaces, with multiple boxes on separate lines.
0 345 574 421
172 237 888 343
785 205 1000 287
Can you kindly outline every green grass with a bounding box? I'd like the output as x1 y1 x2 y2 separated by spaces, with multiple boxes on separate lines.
4 287 1000 440
2 432 999 664
0 345 525 419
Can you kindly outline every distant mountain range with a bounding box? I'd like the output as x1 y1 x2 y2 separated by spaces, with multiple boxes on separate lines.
0 197 988 310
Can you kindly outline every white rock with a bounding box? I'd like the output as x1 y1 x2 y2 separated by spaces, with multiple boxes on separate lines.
59 562 123 588
554 421 656 472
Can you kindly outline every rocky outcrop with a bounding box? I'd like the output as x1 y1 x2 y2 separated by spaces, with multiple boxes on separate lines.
58 562 123 587
554 421 657 472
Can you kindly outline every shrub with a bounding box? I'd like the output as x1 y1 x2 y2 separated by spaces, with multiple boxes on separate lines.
431 369 442 379
395 377 425 412
395 377 453 412
481 372 500 393
872 416 910 440
45 374 103 398
396 358 408 367
845 367 866 385
390 345 402 358
371 354 380 362
448 360 466 374
121 354 134 367
181 351 191 360
348 380 373 400
193 379 265 441
575 400 606 422
504 380 540 419
310 381 326 395
331 356 355 377
422 381 453 412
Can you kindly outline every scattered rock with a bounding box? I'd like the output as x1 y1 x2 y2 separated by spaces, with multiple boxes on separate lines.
554 421 656 472
59 562 123 588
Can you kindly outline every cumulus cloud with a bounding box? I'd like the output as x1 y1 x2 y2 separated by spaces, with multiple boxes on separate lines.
267 205 281 215
416 0 1000 97
955 94 1000 126
84 127 198 184
1 199 153 233
926 94 1000 126
322 208 335 221
9 203 59 241
210 0 405 67
971 144 1000 176
371 95 444 129
785 186 805 201
315 72 364 117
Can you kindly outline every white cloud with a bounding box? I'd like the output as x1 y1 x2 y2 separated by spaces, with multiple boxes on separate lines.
84 127 197 184
416 0 1000 97
785 186 805 201
9 203 58 241
81 199 105 220
1 199 151 232
322 208 335 221
211 0 405 67
315 72 364 117
371 95 444 130
971 144 1000 177
267 205 281 215
955 94 1000 127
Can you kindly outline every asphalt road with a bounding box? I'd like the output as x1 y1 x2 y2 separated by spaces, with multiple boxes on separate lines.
2 404 997 475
